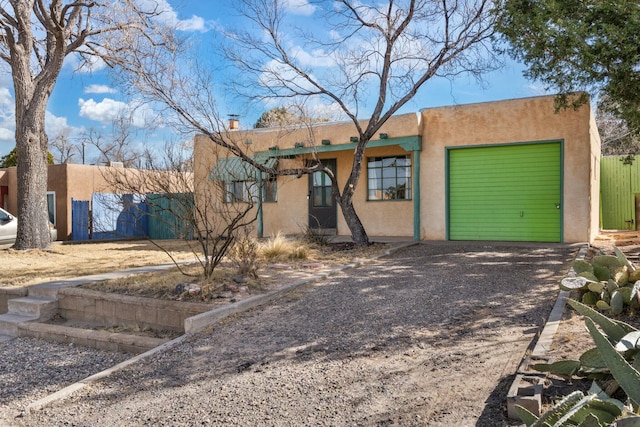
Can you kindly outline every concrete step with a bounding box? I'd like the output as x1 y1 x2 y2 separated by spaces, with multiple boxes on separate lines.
27 282 72 299
8 297 57 319
18 322 172 354
0 313 38 336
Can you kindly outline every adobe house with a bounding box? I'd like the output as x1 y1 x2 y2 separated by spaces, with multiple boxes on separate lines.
196 95 600 243
0 163 188 241
0 164 121 241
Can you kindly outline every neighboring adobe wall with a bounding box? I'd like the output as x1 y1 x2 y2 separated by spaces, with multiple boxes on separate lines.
0 164 173 241
419 95 600 243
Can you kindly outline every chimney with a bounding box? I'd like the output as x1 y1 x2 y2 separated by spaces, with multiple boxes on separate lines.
229 114 239 131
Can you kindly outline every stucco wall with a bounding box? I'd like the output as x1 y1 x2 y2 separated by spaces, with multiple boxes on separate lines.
194 95 599 243
227 112 421 152
195 113 420 237
0 164 175 241
589 112 602 241
420 95 598 243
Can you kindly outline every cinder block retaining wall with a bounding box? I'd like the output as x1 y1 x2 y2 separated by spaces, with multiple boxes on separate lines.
57 288 212 332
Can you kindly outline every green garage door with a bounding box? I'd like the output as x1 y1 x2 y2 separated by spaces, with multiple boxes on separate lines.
448 142 562 242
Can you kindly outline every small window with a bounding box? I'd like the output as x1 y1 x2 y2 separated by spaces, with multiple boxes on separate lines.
47 191 56 225
367 155 412 201
263 176 278 202
224 177 278 203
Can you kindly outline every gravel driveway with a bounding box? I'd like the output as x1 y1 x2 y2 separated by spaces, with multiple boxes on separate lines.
4 242 576 426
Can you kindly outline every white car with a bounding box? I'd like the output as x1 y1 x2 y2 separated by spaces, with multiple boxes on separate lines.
0 207 57 246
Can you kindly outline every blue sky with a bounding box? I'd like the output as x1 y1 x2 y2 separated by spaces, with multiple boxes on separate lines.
0 0 546 160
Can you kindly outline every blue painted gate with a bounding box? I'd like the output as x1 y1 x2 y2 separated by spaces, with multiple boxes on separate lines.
71 199 90 241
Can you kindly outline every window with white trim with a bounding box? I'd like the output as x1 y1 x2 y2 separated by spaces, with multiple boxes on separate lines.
47 191 56 225
367 155 412 200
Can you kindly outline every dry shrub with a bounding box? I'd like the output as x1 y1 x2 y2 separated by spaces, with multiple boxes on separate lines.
227 227 259 277
259 232 309 262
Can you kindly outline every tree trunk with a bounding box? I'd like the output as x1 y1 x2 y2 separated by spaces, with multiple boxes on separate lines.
338 195 370 246
13 119 51 250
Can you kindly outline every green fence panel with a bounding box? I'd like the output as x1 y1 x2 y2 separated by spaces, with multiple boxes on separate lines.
601 156 636 230
146 193 194 240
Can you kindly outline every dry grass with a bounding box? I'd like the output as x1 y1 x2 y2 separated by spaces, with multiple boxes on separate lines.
0 240 198 287
259 232 311 261
1 236 389 303
82 238 388 302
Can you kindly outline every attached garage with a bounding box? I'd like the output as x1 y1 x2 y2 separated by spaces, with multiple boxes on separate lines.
447 141 562 242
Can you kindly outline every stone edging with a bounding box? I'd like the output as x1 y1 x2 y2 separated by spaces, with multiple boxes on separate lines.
26 240 418 412
506 244 589 419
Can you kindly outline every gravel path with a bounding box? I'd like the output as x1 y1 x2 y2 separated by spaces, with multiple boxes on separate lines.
2 242 576 426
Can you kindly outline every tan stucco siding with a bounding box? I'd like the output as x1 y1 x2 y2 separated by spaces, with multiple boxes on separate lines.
259 146 414 237
420 95 597 243
227 112 421 153
589 112 602 241
195 113 421 238
194 96 599 243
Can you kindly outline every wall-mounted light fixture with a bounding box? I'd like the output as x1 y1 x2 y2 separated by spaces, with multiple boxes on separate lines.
294 142 305 148
379 133 388 139
350 136 358 143
321 139 331 145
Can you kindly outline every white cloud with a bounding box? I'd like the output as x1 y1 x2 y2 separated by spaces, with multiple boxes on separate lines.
175 15 207 32
84 84 117 95
136 0 209 32
0 127 13 142
79 98 128 123
78 97 157 129
525 83 550 96
45 111 83 139
63 53 108 74
290 45 335 68
0 87 15 142
284 0 316 16
0 87 12 109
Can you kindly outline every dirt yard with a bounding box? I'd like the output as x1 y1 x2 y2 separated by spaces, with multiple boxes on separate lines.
0 240 198 287
0 238 640 426
4 242 575 426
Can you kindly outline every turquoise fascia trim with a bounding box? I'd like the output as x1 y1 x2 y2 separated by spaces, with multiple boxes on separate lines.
413 149 421 241
257 171 264 238
255 135 422 158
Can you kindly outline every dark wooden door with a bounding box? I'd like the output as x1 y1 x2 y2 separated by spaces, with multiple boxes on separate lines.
308 159 337 229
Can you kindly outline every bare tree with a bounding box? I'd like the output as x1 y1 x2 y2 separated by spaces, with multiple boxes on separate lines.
0 1 161 249
118 0 499 246
597 96 640 156
49 128 76 164
223 0 499 245
81 115 148 167
103 141 259 280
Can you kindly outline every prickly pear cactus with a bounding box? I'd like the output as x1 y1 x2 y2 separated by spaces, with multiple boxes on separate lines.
573 259 594 274
593 255 624 270
594 264 611 281
611 291 624 315
563 248 639 315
